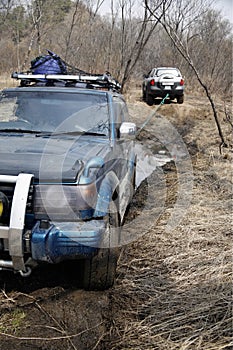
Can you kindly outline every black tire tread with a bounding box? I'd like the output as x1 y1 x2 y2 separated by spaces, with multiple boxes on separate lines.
83 201 120 290
177 95 184 104
83 247 119 290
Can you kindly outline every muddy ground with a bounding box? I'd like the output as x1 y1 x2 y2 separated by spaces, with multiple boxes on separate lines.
0 90 232 350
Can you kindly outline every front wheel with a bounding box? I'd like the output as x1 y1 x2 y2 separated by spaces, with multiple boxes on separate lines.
83 201 120 290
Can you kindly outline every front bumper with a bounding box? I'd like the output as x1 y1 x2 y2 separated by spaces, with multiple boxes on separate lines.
0 172 106 274
31 219 106 263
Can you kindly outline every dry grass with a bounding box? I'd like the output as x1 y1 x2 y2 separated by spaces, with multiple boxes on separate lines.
0 73 17 89
106 170 232 349
102 94 233 350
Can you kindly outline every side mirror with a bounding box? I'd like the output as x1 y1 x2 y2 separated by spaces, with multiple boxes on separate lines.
80 156 104 184
120 122 136 139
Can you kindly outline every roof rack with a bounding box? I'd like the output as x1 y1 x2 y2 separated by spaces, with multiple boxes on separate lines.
11 72 121 92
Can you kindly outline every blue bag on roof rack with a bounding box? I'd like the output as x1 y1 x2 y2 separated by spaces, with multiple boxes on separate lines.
12 51 121 91
31 50 67 75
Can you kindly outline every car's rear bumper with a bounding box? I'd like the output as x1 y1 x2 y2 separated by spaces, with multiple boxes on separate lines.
149 86 184 98
31 220 106 263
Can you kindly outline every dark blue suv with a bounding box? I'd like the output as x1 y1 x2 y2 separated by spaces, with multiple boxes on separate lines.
0 73 136 290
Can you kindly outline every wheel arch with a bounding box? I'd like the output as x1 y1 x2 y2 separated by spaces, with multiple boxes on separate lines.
94 171 119 218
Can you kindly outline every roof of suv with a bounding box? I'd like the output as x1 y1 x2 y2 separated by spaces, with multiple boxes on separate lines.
4 85 112 98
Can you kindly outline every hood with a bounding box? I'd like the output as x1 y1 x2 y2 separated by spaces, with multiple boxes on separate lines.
0 134 108 183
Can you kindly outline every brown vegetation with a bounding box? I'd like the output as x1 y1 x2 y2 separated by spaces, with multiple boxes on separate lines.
0 0 232 98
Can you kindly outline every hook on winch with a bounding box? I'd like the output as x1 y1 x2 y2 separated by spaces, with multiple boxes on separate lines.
19 266 32 277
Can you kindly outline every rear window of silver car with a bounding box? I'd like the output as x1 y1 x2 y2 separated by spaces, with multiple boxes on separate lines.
156 69 181 77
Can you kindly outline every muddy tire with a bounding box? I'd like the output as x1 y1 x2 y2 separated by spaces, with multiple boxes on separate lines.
83 202 120 290
177 95 184 104
146 91 154 106
142 88 146 101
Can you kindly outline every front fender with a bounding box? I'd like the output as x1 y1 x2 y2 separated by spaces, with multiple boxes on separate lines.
118 152 136 221
94 171 119 217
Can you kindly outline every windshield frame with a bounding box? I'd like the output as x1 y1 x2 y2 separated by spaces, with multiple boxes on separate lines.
0 87 110 138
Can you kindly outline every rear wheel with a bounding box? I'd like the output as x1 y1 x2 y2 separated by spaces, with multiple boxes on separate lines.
177 95 184 104
146 91 154 106
142 89 146 101
83 201 120 290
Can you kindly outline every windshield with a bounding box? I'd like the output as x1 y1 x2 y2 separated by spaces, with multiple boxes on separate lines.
0 90 109 136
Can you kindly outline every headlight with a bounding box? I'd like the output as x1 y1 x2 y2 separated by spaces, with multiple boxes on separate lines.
34 183 97 220
0 192 9 223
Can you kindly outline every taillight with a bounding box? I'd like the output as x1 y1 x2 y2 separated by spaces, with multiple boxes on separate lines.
150 79 155 86
180 79 184 86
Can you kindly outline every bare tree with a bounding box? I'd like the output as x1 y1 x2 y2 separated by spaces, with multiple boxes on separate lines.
105 0 118 71
145 0 229 149
192 10 233 96
116 0 172 91
85 0 105 16
64 0 81 61
0 0 14 22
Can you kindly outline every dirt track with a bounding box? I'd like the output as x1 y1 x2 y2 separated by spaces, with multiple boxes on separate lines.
0 91 232 350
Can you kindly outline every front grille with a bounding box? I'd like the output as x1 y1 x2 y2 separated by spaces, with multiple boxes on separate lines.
0 182 34 225
0 182 14 225
27 185 34 213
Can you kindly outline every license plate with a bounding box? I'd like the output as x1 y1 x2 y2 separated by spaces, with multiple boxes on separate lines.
164 86 171 90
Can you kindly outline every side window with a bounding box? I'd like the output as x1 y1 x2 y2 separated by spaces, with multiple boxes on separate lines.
120 99 130 122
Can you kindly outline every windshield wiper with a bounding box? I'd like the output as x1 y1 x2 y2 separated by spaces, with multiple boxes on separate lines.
0 128 45 134
35 130 107 137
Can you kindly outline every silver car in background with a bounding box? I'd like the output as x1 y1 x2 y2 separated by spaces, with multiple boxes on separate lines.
142 67 184 105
